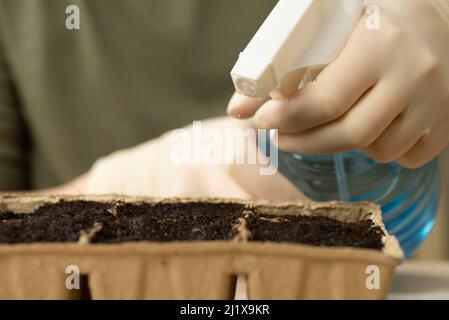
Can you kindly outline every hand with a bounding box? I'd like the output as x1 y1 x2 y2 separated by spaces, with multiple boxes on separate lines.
228 0 449 169
87 117 304 201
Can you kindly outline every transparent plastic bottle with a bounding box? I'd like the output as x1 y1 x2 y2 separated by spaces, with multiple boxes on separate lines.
275 148 441 258
264 67 441 258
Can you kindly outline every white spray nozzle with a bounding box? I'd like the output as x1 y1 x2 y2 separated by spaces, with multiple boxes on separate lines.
231 0 364 100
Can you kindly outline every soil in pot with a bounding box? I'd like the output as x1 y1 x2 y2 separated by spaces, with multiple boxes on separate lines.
0 200 384 251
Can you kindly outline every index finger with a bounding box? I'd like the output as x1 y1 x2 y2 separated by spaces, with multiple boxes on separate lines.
227 92 267 118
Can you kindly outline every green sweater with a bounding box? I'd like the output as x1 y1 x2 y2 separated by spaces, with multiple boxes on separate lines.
0 0 275 190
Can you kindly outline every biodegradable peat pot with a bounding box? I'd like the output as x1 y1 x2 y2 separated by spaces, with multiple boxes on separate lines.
0 194 403 300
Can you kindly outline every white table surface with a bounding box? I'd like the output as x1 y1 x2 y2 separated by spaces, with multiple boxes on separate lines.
388 261 449 300
234 261 449 300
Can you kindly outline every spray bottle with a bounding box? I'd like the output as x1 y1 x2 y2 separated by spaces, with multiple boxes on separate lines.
231 0 440 257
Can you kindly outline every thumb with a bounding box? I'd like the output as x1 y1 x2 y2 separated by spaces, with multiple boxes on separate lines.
227 92 266 119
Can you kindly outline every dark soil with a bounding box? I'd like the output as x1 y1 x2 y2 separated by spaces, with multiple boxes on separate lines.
0 201 113 243
0 200 384 250
0 201 244 243
90 202 244 243
245 209 385 250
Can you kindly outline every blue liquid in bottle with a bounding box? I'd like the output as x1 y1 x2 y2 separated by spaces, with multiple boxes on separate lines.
275 148 441 258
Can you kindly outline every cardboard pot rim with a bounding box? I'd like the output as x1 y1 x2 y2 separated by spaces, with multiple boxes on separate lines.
0 193 404 262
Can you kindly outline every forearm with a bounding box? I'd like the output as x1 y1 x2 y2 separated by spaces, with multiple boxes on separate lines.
6 172 92 196
39 173 91 195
